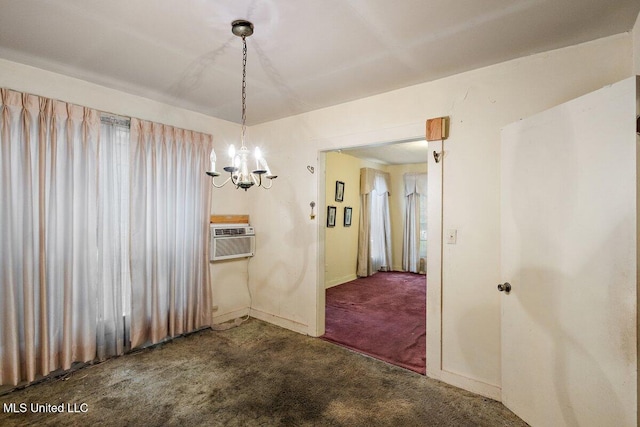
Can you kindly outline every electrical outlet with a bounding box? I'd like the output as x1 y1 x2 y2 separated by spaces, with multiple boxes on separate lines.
446 229 457 244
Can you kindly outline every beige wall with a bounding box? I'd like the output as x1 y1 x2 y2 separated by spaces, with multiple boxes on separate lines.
324 152 366 288
247 33 632 394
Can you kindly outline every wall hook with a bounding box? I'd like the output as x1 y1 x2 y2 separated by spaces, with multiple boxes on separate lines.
307 165 315 174
309 201 316 219
433 151 442 163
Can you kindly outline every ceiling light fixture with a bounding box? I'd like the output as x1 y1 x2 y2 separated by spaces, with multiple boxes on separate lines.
206 20 276 190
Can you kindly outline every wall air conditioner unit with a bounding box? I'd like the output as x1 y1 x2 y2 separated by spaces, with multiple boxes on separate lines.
210 225 255 261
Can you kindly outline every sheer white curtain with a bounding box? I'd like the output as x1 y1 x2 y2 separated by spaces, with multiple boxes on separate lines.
98 116 131 359
357 168 392 277
402 173 427 273
0 89 120 386
129 119 212 348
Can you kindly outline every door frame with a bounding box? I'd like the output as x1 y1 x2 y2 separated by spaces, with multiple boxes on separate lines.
312 124 441 380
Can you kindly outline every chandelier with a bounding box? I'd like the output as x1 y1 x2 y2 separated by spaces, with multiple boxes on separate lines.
206 20 276 190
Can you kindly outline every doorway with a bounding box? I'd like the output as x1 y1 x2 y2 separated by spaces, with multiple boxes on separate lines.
318 138 428 373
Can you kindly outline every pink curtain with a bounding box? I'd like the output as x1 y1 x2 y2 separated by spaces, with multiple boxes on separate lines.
0 89 101 386
0 89 213 387
129 118 212 348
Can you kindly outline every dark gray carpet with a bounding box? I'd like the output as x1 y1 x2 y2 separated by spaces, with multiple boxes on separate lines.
0 319 526 426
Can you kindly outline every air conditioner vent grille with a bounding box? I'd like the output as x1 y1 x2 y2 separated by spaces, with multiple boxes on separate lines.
214 227 247 236
214 237 254 259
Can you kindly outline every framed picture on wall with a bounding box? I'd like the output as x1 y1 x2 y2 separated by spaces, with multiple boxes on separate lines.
335 181 345 202
344 207 352 227
327 206 337 227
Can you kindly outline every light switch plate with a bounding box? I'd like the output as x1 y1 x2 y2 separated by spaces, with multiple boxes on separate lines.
446 229 457 244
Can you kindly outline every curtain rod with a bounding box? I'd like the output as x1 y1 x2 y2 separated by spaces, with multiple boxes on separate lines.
100 114 130 128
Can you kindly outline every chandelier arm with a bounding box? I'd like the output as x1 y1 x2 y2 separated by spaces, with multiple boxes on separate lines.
211 176 232 188
261 178 274 189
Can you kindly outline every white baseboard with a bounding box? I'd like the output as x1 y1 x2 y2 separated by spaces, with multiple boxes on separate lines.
431 369 501 401
325 274 357 289
249 308 309 335
212 307 250 325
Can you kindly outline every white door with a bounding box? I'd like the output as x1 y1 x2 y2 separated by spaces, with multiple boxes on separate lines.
500 77 638 427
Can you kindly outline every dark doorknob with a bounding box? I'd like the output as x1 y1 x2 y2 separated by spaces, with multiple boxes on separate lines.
497 282 511 293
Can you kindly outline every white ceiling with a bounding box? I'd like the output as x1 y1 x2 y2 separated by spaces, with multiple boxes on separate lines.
0 0 638 128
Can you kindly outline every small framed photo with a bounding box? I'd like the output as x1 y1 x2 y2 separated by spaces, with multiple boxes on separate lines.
327 206 337 227
335 181 345 202
344 207 352 227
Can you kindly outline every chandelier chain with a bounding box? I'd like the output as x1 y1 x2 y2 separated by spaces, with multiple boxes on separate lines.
241 35 247 147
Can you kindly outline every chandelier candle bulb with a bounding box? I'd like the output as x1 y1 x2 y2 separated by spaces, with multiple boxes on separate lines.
209 149 216 173
255 147 262 170
260 158 272 176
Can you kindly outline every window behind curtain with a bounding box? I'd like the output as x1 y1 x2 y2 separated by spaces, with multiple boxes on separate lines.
358 168 392 277
97 115 131 358
370 188 392 271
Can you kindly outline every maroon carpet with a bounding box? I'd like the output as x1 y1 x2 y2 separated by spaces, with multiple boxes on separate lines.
322 271 426 374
